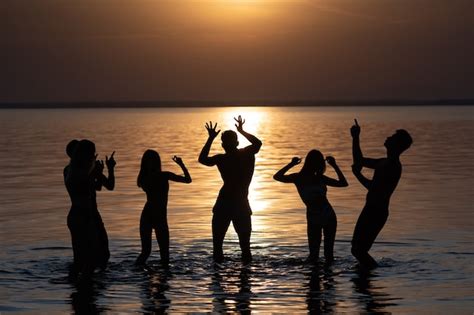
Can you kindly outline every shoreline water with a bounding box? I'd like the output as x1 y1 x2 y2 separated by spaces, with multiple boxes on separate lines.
0 106 473 312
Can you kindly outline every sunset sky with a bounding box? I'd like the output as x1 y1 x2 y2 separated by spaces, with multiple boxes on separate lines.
2 0 473 103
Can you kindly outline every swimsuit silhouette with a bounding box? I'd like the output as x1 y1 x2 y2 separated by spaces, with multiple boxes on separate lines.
136 150 192 266
350 119 412 269
199 116 262 264
274 150 348 263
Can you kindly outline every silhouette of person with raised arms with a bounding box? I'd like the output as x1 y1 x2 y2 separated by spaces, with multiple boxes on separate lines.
199 115 262 265
350 119 412 269
136 150 192 266
65 140 103 277
64 139 116 277
274 150 348 263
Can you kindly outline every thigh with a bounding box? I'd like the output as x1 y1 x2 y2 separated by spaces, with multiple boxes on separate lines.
212 211 232 238
140 210 153 241
232 213 252 237
352 208 387 251
306 211 322 235
323 211 337 238
154 214 169 238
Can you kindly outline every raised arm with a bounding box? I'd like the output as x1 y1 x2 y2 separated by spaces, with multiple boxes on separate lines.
198 121 220 166
235 115 262 154
322 156 348 187
273 157 301 183
352 163 372 190
166 156 192 183
102 151 116 190
351 119 380 169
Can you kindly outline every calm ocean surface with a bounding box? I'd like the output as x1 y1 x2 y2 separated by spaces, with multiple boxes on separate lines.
0 106 473 313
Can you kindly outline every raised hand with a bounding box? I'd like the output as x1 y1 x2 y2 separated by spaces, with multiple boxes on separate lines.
291 157 302 165
106 151 116 170
205 121 221 139
325 156 336 167
351 119 361 138
234 115 245 133
172 155 184 166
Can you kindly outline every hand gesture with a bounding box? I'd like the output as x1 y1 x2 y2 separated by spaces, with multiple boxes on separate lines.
351 119 361 138
205 121 221 139
290 157 302 165
325 156 336 167
234 115 245 133
106 151 116 170
172 155 184 166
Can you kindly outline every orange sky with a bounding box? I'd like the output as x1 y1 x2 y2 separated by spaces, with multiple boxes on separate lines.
2 0 473 103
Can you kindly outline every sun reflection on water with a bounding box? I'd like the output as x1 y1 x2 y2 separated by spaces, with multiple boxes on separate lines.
219 107 271 237
220 107 265 135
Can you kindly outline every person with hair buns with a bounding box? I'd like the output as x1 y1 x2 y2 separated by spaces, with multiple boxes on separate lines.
274 150 348 263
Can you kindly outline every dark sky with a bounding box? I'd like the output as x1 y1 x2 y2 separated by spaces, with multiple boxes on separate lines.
2 0 473 103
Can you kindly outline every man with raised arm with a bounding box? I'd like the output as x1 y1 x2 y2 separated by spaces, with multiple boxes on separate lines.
199 115 262 265
351 119 412 269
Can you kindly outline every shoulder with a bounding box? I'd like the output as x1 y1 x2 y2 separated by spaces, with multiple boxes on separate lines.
240 146 257 156
380 159 402 177
291 172 304 183
212 154 225 164
321 175 331 183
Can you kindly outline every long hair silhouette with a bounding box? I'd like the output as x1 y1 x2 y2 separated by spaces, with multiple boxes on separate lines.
137 149 162 188
301 150 326 175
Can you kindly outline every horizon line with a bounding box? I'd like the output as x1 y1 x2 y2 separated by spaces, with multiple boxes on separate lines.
1 98 473 108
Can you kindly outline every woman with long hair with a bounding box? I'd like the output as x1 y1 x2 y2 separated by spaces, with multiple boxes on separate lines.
136 150 192 266
274 150 348 263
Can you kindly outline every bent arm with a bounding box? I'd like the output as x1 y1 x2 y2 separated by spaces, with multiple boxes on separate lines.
102 168 115 190
274 163 297 183
240 129 262 154
199 137 217 166
167 163 192 183
352 166 372 190
166 171 192 183
352 135 363 166
352 135 381 169
323 164 348 187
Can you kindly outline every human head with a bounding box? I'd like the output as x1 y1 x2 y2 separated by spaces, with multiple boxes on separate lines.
384 129 413 155
221 130 239 152
66 139 79 158
301 149 326 175
70 139 96 171
137 149 161 187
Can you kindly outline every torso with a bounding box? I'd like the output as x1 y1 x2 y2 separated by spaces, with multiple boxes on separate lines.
294 174 332 213
216 147 255 201
141 172 170 212
64 166 95 220
366 158 402 209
